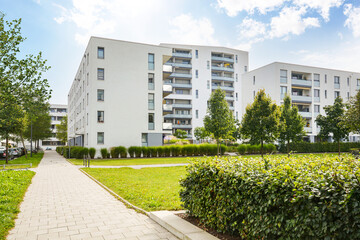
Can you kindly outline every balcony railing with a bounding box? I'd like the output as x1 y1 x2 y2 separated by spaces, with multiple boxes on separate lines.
166 62 192 68
304 127 312 133
163 123 172 130
291 95 312 103
170 83 192 89
225 96 234 101
172 52 192 58
211 75 234 82
334 83 340 89
163 104 172 112
212 85 234 91
164 114 192 119
211 56 234 63
170 72 192 79
299 112 312 118
314 81 320 87
314 97 320 102
173 124 192 129
148 123 154 130
211 66 234 72
172 104 192 109
291 79 312 87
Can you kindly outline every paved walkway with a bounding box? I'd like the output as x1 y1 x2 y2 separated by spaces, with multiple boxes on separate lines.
7 151 177 240
80 163 188 169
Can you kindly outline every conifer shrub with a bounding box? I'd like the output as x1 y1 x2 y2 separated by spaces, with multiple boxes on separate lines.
117 146 127 158
100 148 108 159
89 148 96 159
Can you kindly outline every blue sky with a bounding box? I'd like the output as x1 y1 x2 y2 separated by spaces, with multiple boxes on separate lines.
2 0 360 104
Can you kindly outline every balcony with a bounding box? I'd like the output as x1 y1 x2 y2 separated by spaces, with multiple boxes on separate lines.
170 72 192 79
172 104 192 109
291 79 312 87
299 112 312 118
212 85 234 91
170 83 192 89
229 106 234 111
163 123 172 130
225 96 234 101
163 104 172 112
163 85 173 97
304 127 312 133
357 85 360 90
211 56 234 63
211 66 234 72
165 93 192 100
334 83 340 89
164 114 192 119
314 81 320 87
173 124 192 129
166 62 192 69
172 52 192 58
291 95 312 103
211 75 234 82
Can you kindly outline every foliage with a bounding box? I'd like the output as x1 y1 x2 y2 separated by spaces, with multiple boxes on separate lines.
55 115 67 144
141 147 150 158
204 88 235 155
69 157 193 166
278 142 360 153
279 94 306 155
344 90 360 134
194 127 211 142
180 155 360 239
0 152 43 168
148 147 157 158
241 89 280 158
236 144 276 155
24 104 52 142
83 166 186 211
174 129 188 139
316 97 350 155
0 170 35 240
100 148 108 159
117 146 127 158
89 148 96 159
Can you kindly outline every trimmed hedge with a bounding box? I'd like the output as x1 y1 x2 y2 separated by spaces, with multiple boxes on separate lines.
236 144 276 155
180 155 360 239
89 148 96 159
279 142 360 153
100 148 108 159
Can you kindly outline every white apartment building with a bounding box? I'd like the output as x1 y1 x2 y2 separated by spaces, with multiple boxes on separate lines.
40 104 67 148
242 62 360 142
67 37 248 152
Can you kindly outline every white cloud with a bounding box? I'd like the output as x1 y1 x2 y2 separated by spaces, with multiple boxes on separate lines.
216 0 285 16
344 4 360 38
238 17 267 39
169 14 219 45
293 0 344 21
269 7 320 39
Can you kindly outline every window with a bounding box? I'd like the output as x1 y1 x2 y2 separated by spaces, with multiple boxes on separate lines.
87 73 89 86
87 53 89 65
87 93 89 105
148 93 154 110
51 116 56 121
87 113 88 125
244 66 248 72
236 93 238 101
97 132 104 144
97 47 104 59
142 133 148 144
148 53 154 70
325 90 327 99
97 89 104 101
97 68 104 80
195 50 198 59
280 86 287 99
314 105 320 113
235 55 238 63
314 74 320 86
207 80 210 89
347 77 350 86
196 90 199 98
97 111 104 123
253 90 255 98
236 73 238 82
357 79 360 86
253 76 255 85
236 111 238 119
314 89 320 97
148 73 154 90
347 92 350 99
335 91 340 98
207 61 210 69
148 113 154 130
196 110 199 119
195 70 198 78
280 69 287 83
325 74 327 83
334 76 340 84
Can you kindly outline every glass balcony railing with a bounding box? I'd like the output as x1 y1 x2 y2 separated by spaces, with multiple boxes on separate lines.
211 66 234 72
334 83 340 89
164 114 192 119
225 96 234 101
211 75 234 82
299 112 312 118
357 85 360 90
291 95 312 103
170 83 192 89
163 122 172 130
314 81 320 87
291 79 312 87
314 97 320 102
172 52 192 58
212 85 234 91
167 62 192 68
163 104 172 112
173 124 192 129
304 127 312 133
211 56 234 63
172 104 192 109
170 72 192 78
148 123 154 130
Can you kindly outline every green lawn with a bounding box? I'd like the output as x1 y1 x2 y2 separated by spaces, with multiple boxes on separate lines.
83 166 186 211
0 153 44 169
69 157 194 166
0 170 35 240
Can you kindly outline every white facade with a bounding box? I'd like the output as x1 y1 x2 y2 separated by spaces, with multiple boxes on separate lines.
242 62 360 142
40 104 67 147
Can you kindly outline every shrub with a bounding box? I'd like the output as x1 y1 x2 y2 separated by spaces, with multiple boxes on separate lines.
157 146 164 157
82 148 89 158
170 145 181 157
134 146 142 158
247 144 260 154
148 147 157 158
100 148 108 159
263 144 276 154
199 144 208 155
142 147 150 158
237 144 247 155
117 146 127 158
128 146 136 158
180 155 360 239
89 148 96 159
278 142 360 153
193 145 200 156
110 147 117 158
163 146 171 157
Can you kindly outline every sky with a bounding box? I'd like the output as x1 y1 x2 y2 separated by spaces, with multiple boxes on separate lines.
1 0 360 104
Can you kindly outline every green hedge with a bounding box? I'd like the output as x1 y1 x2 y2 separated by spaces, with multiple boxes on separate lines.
56 146 89 159
180 155 360 238
278 142 360 153
237 144 276 155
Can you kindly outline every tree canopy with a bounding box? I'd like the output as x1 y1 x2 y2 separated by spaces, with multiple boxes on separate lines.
344 90 360 135
56 116 68 144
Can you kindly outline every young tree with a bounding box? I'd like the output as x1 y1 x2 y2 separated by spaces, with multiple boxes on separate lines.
194 127 211 143
204 88 235 155
174 129 187 139
241 89 280 159
344 90 360 135
56 116 68 145
316 97 350 156
24 107 52 149
279 94 306 156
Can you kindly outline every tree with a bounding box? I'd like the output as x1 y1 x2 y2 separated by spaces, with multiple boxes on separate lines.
194 127 211 143
241 89 280 159
56 116 68 144
174 129 187 139
204 88 235 155
316 97 350 156
279 94 306 156
344 90 360 135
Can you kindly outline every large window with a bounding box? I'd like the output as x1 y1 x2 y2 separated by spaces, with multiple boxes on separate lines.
334 76 340 84
195 50 198 58
196 90 199 99
97 111 104 123
97 132 104 144
314 105 320 113
195 70 198 78
280 86 287 99
280 69 287 83
148 93 154 110
148 113 154 130
196 110 199 119
335 91 340 98
97 89 104 101
325 90 327 99
148 73 154 90
97 68 104 80
148 53 154 70
314 89 320 97
357 79 360 86
97 47 104 59
314 74 320 86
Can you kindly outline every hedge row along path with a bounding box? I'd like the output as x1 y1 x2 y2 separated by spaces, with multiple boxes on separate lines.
7 151 177 240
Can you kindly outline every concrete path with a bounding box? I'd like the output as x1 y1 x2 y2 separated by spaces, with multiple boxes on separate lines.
80 163 188 169
7 151 178 240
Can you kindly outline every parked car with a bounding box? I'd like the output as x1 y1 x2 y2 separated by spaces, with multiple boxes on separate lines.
16 147 25 156
46 147 52 150
9 148 20 157
0 149 14 160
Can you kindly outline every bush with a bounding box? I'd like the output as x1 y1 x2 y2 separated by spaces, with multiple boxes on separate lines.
110 147 117 158
82 147 89 158
148 147 157 158
117 146 127 158
157 146 164 157
170 145 181 157
100 148 108 159
263 144 276 154
134 146 142 158
163 146 171 157
142 147 150 158
237 144 247 155
247 144 259 154
128 146 136 158
180 155 360 239
89 148 96 159
278 142 360 153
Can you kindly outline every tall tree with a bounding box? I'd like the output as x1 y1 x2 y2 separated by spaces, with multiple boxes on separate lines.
279 94 306 156
316 97 350 156
344 90 360 135
204 88 235 155
56 116 68 145
241 89 280 159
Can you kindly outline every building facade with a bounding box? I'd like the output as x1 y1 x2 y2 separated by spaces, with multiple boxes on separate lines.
242 62 360 142
40 104 67 148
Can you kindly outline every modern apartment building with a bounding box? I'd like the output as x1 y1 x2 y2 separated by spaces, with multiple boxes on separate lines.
67 37 248 152
40 104 67 148
242 62 360 142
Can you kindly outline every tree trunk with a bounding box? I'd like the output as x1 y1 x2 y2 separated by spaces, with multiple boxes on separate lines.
287 139 290 157
338 140 340 157
217 139 220 157
261 140 264 159
20 134 28 159
5 136 9 164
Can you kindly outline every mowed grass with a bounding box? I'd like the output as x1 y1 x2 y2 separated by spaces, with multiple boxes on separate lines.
0 170 35 240
0 153 44 169
69 157 195 166
83 166 187 211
